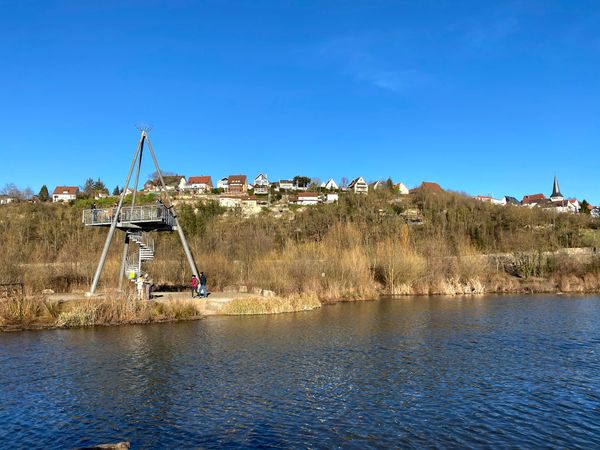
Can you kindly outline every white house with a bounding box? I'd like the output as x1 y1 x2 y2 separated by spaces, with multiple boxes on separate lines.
254 173 270 195
218 195 242 208
321 178 339 191
217 177 229 191
348 177 368 194
370 180 385 191
52 186 79 203
396 182 409 195
0 195 15 205
294 192 321 206
186 176 213 193
325 193 339 204
144 176 186 192
278 180 294 191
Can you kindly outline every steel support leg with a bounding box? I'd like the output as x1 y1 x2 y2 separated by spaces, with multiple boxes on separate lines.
88 133 145 295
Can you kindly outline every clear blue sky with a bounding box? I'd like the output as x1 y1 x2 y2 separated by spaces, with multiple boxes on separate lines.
1 0 599 203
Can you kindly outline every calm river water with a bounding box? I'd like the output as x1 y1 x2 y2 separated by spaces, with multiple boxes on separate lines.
1 295 600 448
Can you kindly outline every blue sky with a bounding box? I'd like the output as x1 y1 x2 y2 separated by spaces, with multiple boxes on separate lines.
1 0 599 202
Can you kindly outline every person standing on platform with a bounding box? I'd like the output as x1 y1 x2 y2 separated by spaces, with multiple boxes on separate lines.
199 272 207 298
191 274 199 298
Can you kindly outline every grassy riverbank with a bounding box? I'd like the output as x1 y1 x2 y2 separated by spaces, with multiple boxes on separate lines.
0 295 203 331
1 189 600 301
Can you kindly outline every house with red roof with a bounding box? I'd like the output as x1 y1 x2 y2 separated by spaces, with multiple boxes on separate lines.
522 193 546 206
52 186 79 203
227 175 247 194
409 181 444 194
186 176 213 193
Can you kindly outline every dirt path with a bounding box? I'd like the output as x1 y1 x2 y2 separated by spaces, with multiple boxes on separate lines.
46 290 257 315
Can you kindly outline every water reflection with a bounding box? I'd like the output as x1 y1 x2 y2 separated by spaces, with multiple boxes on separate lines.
1 295 600 448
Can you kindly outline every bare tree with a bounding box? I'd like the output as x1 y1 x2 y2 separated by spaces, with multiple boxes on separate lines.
148 170 176 181
1 183 21 198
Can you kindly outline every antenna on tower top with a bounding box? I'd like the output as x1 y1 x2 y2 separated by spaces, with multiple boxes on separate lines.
135 123 153 133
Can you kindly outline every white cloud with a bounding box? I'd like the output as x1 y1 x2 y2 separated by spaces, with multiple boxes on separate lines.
317 35 426 93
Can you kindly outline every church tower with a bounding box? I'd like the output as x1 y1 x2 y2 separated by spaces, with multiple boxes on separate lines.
550 175 564 203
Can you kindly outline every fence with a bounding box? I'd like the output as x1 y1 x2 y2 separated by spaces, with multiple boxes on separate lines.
82 205 176 228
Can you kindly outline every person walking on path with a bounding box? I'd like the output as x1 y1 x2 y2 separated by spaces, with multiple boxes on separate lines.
199 272 207 298
191 274 199 298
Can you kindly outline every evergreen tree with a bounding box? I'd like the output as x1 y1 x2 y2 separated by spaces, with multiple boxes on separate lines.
93 177 107 193
112 186 121 196
38 185 49 202
293 175 311 189
580 199 591 214
83 177 95 198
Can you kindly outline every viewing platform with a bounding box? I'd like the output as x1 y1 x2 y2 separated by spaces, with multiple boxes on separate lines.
82 205 176 231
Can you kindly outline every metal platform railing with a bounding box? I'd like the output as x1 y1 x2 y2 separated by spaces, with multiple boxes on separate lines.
82 205 176 228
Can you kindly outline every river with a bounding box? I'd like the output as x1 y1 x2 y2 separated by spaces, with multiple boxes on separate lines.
1 295 600 448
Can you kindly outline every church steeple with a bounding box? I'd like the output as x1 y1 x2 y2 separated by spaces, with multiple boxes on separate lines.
550 175 563 202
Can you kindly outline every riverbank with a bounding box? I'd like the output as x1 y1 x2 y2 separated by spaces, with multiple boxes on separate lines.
0 290 323 332
2 272 600 332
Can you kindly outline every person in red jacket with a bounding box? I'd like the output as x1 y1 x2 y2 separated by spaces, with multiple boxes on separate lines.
191 274 199 298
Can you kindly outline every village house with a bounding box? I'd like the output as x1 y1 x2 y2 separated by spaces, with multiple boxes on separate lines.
473 195 506 205
94 190 109 200
395 182 409 195
227 175 247 194
278 180 294 191
473 195 493 203
144 176 186 192
348 177 369 194
321 178 339 191
218 195 242 208
217 177 228 191
522 193 546 206
0 195 15 205
370 180 386 191
253 173 270 195
143 180 156 192
52 186 79 203
503 196 521 205
242 195 259 209
290 192 321 206
409 181 444 194
186 176 213 193
325 193 339 204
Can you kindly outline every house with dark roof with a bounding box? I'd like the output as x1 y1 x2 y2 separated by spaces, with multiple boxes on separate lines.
348 176 368 194
253 173 270 195
321 178 339 191
503 196 521 205
550 176 564 203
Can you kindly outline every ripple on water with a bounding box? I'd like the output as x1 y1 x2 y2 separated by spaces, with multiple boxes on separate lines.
1 295 600 448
